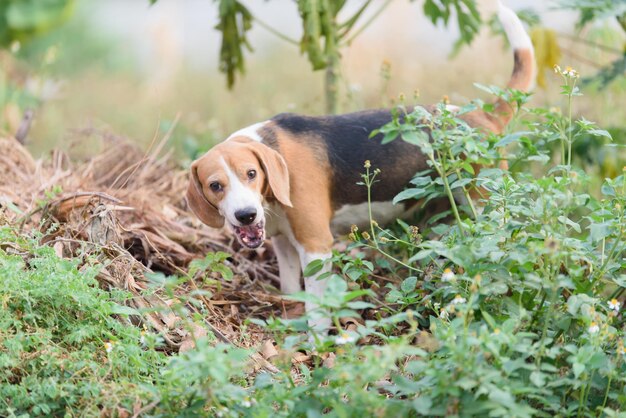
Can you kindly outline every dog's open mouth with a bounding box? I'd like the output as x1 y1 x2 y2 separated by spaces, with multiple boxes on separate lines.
233 221 265 249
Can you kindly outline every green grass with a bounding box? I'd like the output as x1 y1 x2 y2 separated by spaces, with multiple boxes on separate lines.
0 227 166 416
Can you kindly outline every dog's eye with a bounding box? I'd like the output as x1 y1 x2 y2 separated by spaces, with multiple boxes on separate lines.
209 182 222 192
247 169 256 180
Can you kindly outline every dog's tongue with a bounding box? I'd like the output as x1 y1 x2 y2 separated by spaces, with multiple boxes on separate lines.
235 223 264 248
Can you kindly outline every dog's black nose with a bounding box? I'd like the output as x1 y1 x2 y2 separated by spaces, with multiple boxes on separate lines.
235 207 257 225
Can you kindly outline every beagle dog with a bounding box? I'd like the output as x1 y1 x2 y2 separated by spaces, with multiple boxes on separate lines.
187 3 534 329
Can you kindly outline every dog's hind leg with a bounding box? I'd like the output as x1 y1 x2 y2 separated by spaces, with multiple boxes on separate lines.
272 235 302 294
287 219 333 333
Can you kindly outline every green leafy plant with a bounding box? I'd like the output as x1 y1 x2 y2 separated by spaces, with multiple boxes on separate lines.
0 226 166 416
251 67 626 416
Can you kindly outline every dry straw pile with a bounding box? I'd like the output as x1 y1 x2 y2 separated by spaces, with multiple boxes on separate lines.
0 132 304 370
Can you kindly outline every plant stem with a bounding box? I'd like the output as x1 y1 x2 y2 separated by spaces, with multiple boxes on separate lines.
433 151 465 234
366 166 377 246
529 291 548 329
363 165 422 273
596 230 624 284
325 52 340 114
611 276 626 296
577 381 585 417
452 162 478 220
534 264 559 368
322 4 341 115
364 243 422 273
601 375 613 411
567 81 575 168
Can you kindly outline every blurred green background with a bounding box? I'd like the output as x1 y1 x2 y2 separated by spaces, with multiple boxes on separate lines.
0 0 624 172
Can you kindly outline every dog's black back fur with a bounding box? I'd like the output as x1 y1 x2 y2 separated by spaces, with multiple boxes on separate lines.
270 111 429 207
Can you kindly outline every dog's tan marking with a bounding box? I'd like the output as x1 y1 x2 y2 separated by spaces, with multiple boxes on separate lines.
273 129 334 254
187 157 226 228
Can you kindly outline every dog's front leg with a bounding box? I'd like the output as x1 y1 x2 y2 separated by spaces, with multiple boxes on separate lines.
285 196 334 333
271 235 301 294
294 246 332 333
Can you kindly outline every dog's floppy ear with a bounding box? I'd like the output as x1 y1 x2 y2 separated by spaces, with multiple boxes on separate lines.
249 143 292 207
186 160 225 228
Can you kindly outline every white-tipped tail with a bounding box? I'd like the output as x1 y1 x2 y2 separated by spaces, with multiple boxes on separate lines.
498 0 533 50
486 1 535 130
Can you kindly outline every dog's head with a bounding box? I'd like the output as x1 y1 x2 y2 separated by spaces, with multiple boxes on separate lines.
186 137 291 248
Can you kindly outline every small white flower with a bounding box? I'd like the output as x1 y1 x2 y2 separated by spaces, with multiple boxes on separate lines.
441 268 456 282
335 332 357 345
241 400 252 408
104 342 114 353
608 299 621 312
564 66 579 78
439 309 449 320
588 322 599 334
451 295 466 305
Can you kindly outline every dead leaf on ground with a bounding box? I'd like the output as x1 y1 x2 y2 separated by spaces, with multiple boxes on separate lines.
260 339 279 361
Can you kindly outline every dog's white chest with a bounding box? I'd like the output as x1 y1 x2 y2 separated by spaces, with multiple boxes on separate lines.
264 202 290 237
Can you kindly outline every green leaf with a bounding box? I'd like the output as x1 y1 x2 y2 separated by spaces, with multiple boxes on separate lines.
401 129 429 146
495 131 530 147
587 128 612 140
407 249 434 264
488 386 515 406
413 396 432 414
213 264 233 281
303 259 325 277
393 187 428 204
381 130 399 144
326 274 348 294
572 362 585 378
480 310 496 329
385 289 402 303
110 304 140 316
530 370 546 387
449 177 473 190
557 216 581 233
215 0 254 88
588 352 608 370
601 182 615 197
346 301 375 309
589 222 611 242
343 289 373 302
285 291 320 304
401 276 418 293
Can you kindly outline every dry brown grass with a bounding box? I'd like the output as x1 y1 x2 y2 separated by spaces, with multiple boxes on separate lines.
0 131 316 370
